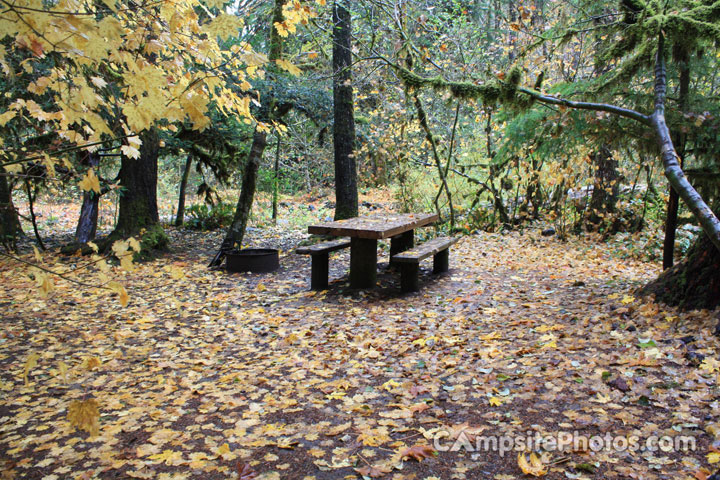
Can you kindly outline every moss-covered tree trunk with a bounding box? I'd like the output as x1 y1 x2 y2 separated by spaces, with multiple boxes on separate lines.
107 128 167 251
641 227 720 310
332 0 358 220
0 166 23 251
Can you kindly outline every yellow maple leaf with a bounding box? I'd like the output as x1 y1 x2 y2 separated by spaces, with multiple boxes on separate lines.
57 361 69 384
206 13 244 41
216 443 230 456
274 21 290 37
79 168 101 194
108 281 130 307
276 58 301 75
82 356 102 371
621 295 635 305
700 357 720 374
708 452 720 464
120 145 141 159
67 398 100 437
127 237 142 253
0 109 16 127
23 352 40 386
517 452 548 476
489 396 503 406
31 269 54 298
148 449 183 465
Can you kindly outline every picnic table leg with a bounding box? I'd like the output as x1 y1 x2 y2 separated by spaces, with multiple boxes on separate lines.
310 252 329 290
389 230 414 269
350 238 377 288
433 249 449 274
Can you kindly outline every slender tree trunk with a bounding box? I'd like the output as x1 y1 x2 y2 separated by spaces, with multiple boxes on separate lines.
75 152 102 243
175 154 193 227
107 128 167 251
23 174 45 250
210 0 287 266
412 93 454 225
332 0 358 220
272 136 280 224
0 166 23 251
662 47 690 270
216 129 265 256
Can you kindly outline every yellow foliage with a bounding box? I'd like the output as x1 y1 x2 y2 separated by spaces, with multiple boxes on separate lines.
67 398 101 437
517 452 548 476
79 169 101 194
23 352 39 386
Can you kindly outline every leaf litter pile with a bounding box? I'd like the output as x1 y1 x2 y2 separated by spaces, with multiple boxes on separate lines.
1 226 719 480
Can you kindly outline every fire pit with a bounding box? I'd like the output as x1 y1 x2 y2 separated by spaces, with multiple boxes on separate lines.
226 248 279 273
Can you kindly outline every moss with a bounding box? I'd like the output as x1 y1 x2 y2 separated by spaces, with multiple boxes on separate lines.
138 224 169 254
397 66 512 105
97 223 169 259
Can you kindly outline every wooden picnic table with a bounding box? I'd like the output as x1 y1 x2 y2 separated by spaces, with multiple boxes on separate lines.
308 213 438 288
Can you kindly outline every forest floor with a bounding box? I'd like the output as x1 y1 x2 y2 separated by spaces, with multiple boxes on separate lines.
1 196 719 480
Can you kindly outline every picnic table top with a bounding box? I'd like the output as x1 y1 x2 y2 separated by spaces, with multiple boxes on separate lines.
308 213 438 240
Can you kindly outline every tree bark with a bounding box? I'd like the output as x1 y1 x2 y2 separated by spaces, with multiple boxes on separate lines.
0 166 23 251
212 128 266 264
586 144 620 227
272 136 280 223
75 151 101 243
649 34 720 254
106 128 167 251
662 46 690 270
210 0 287 266
174 153 193 227
640 216 720 310
332 0 358 220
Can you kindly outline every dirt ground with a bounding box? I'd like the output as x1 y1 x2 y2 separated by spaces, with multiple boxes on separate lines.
1 200 719 480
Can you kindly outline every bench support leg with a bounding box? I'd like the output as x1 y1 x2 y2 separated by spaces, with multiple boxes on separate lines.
433 249 449 274
389 230 414 269
350 238 377 289
310 253 329 290
400 263 420 293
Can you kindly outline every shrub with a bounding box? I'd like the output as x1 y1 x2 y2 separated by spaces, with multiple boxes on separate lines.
185 202 235 231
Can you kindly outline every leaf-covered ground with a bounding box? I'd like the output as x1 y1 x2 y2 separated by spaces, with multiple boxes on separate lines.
1 214 719 479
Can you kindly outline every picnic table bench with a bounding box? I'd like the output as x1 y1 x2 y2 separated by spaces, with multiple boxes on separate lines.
392 236 459 292
296 238 351 290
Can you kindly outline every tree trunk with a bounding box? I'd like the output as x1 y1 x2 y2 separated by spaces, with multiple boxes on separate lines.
650 34 720 254
75 152 101 243
662 46 690 270
213 129 266 262
640 222 720 310
586 144 620 227
332 0 358 220
0 166 23 251
210 0 286 267
272 136 280 224
175 153 193 227
107 128 167 251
